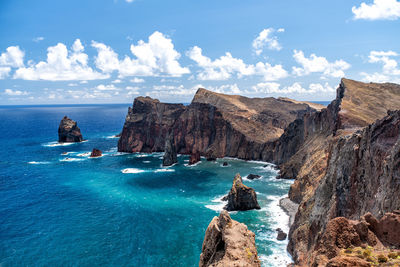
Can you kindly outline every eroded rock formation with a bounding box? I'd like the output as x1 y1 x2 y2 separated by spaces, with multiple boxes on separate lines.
224 174 260 211
162 132 177 166
199 211 260 267
58 116 83 142
90 148 102 158
189 151 201 165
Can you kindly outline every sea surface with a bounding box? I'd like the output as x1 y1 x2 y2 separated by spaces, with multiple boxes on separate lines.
0 104 293 266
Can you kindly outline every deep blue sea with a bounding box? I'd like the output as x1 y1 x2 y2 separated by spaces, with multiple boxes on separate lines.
0 104 293 266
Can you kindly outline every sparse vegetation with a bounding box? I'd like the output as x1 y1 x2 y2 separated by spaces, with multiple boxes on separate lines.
377 254 388 263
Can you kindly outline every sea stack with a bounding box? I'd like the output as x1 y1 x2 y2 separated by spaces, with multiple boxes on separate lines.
224 173 260 211
90 148 102 158
188 151 200 165
162 132 177 166
199 211 260 267
58 116 83 143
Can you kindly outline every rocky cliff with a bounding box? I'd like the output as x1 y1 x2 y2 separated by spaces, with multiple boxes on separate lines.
281 79 400 266
118 89 322 159
199 211 260 267
224 173 260 211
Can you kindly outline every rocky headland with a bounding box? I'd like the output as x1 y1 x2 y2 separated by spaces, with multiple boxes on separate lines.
199 211 260 267
118 78 400 266
58 116 83 142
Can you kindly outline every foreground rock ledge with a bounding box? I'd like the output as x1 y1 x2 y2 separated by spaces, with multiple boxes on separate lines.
225 173 260 211
58 116 83 143
199 211 260 267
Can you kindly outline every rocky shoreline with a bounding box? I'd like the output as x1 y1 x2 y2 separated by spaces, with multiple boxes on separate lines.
117 78 400 266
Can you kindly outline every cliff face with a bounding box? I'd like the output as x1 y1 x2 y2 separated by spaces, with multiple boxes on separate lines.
199 211 260 267
118 88 321 159
283 79 400 266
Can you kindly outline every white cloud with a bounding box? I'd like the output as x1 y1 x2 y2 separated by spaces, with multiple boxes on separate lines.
292 50 350 78
4 89 29 96
253 82 335 94
112 79 122 83
67 83 78 86
352 0 400 20
33 37 45 42
14 39 108 81
252 28 284 55
130 77 145 83
92 31 190 78
360 50 400 83
0 46 25 78
187 46 288 81
206 84 243 94
126 0 135 2
96 84 119 91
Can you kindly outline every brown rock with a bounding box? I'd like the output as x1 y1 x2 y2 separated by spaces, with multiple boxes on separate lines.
276 229 287 240
199 211 260 267
326 256 371 267
222 162 228 166
247 174 261 180
189 151 201 165
90 148 102 158
224 174 260 211
58 116 83 142
162 132 177 166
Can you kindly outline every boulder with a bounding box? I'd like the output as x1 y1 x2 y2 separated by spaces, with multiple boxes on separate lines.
222 162 228 166
90 148 102 158
58 116 83 142
162 132 177 166
224 173 260 211
247 174 261 180
199 211 260 267
189 151 201 165
276 228 287 240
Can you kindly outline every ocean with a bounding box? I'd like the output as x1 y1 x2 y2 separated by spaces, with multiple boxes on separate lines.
0 104 293 266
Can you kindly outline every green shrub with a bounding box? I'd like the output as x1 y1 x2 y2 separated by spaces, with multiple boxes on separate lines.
388 252 397 259
377 254 388 263
363 249 372 257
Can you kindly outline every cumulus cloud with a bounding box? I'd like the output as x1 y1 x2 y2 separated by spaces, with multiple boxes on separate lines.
33 37 45 42
187 46 288 81
4 88 29 96
14 39 108 81
0 46 25 78
360 50 400 82
96 84 119 91
292 50 350 78
253 82 335 94
130 77 145 83
252 28 284 55
92 31 189 77
352 0 400 20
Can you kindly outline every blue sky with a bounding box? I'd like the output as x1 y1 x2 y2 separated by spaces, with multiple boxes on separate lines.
0 0 399 104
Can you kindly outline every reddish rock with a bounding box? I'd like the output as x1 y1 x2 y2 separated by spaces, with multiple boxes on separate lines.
188 151 200 165
58 116 83 143
326 256 371 267
199 211 260 267
90 148 102 158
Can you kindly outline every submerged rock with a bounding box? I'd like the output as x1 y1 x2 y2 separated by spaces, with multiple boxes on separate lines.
199 210 260 267
162 132 177 166
222 162 228 166
224 173 260 211
90 148 102 158
58 116 83 142
189 151 201 165
247 174 261 180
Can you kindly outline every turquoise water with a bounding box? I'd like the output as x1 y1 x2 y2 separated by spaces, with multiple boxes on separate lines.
0 104 292 266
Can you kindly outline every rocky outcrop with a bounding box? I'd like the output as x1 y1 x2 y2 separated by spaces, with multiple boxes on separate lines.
288 109 400 265
276 228 287 240
90 148 102 158
118 89 322 159
199 211 260 267
58 116 83 142
246 174 261 180
189 151 201 165
162 132 177 166
224 174 260 211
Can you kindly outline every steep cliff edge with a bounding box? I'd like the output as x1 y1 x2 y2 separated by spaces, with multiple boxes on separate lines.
283 78 400 266
199 211 260 267
118 88 320 159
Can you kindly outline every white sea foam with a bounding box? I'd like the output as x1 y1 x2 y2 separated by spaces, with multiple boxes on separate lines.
28 161 50 164
106 135 119 139
43 140 88 147
184 161 201 167
77 152 91 157
121 168 145 174
111 152 129 156
60 152 75 156
205 195 227 212
143 161 151 163
59 158 85 162
135 154 149 158
154 168 175 173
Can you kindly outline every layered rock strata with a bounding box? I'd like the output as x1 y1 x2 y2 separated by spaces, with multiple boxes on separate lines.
199 211 260 267
224 173 260 211
58 116 83 142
